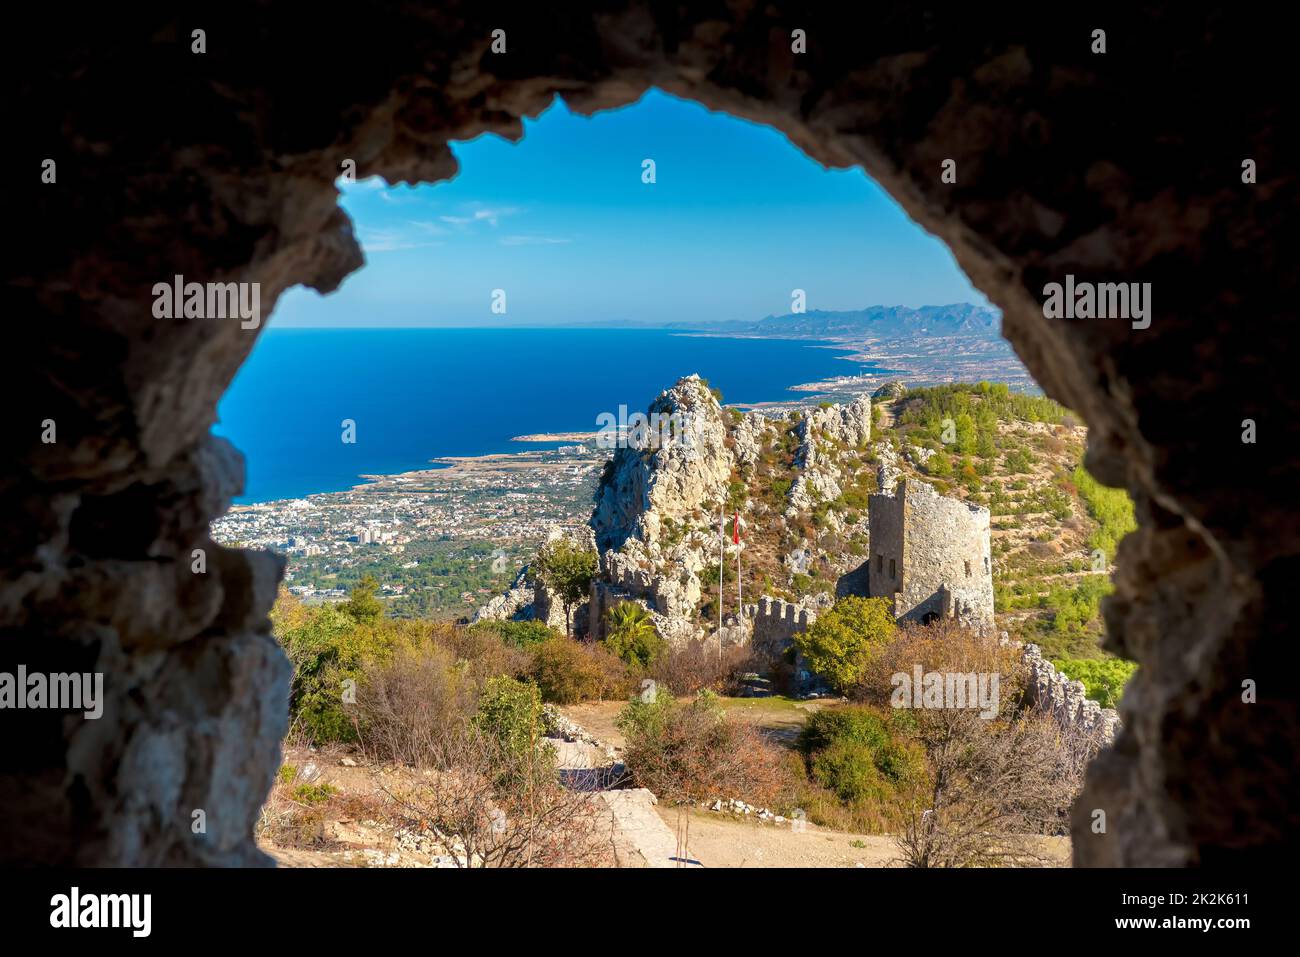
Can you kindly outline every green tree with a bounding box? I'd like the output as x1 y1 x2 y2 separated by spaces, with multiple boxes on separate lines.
469 618 555 648
474 675 545 760
340 573 383 624
794 596 897 692
533 538 597 637
604 601 664 668
954 413 978 455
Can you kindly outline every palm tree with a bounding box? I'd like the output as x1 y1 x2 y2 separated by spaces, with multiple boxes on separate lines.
604 602 663 667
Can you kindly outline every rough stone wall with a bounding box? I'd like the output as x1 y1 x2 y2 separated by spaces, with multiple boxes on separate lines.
867 481 906 603
4 2 1294 867
1020 643 1121 747
744 596 818 658
868 478 994 632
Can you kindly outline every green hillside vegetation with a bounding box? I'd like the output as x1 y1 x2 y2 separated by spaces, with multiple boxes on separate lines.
1050 656 1137 709
872 382 1135 659
1072 465 1138 560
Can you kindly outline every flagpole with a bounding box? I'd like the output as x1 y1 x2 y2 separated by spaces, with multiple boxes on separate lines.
736 520 742 613
718 504 724 664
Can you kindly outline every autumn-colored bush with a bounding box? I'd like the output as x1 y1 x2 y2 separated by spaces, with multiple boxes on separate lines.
854 618 1025 710
355 639 477 766
851 619 1082 866
618 690 792 807
439 622 532 687
647 641 762 696
528 637 630 704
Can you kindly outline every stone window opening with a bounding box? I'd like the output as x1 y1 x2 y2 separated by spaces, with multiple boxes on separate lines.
965 560 971 577
9 11 1284 872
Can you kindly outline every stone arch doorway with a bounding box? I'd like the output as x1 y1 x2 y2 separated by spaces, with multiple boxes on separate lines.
5 5 1294 867
920 611 941 626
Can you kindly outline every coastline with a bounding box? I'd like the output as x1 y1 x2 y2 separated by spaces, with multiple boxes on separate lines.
223 327 1029 509
227 331 883 508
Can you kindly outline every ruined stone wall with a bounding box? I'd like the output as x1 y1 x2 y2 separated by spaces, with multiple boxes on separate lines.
587 578 625 643
869 479 994 631
1020 643 1121 749
744 595 818 657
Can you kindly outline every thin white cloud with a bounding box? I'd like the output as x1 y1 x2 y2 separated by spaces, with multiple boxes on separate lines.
439 206 521 228
357 226 444 254
499 235 573 246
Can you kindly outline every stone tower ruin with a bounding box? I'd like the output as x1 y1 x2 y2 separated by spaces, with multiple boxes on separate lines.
868 473 995 632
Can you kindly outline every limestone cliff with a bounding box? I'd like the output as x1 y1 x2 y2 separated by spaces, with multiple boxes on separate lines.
585 376 874 649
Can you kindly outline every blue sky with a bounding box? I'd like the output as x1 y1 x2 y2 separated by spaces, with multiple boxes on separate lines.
271 89 989 328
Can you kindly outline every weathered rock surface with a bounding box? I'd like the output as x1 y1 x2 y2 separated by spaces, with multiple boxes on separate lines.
784 397 871 518
471 566 534 623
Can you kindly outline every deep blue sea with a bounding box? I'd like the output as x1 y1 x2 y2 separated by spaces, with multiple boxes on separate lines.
214 328 875 503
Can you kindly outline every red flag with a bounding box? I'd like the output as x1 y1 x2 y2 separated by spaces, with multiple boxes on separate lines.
733 511 740 545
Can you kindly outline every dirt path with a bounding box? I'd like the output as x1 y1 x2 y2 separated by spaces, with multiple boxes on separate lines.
560 696 837 753
657 807 900 867
656 808 1072 868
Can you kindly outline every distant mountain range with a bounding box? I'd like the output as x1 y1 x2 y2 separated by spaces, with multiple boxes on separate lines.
669 303 1001 339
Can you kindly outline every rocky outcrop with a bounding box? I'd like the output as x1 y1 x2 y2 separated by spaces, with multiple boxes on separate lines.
784 397 871 518
591 375 731 554
730 410 769 468
585 378 875 649
588 377 733 644
874 442 904 495
471 566 534 623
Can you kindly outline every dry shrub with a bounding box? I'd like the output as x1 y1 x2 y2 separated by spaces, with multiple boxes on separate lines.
440 623 532 686
853 619 1081 867
648 641 762 696
258 759 386 851
894 708 1079 867
1027 540 1057 560
529 637 631 704
355 640 478 766
855 618 1025 709
385 729 617 868
620 694 793 807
